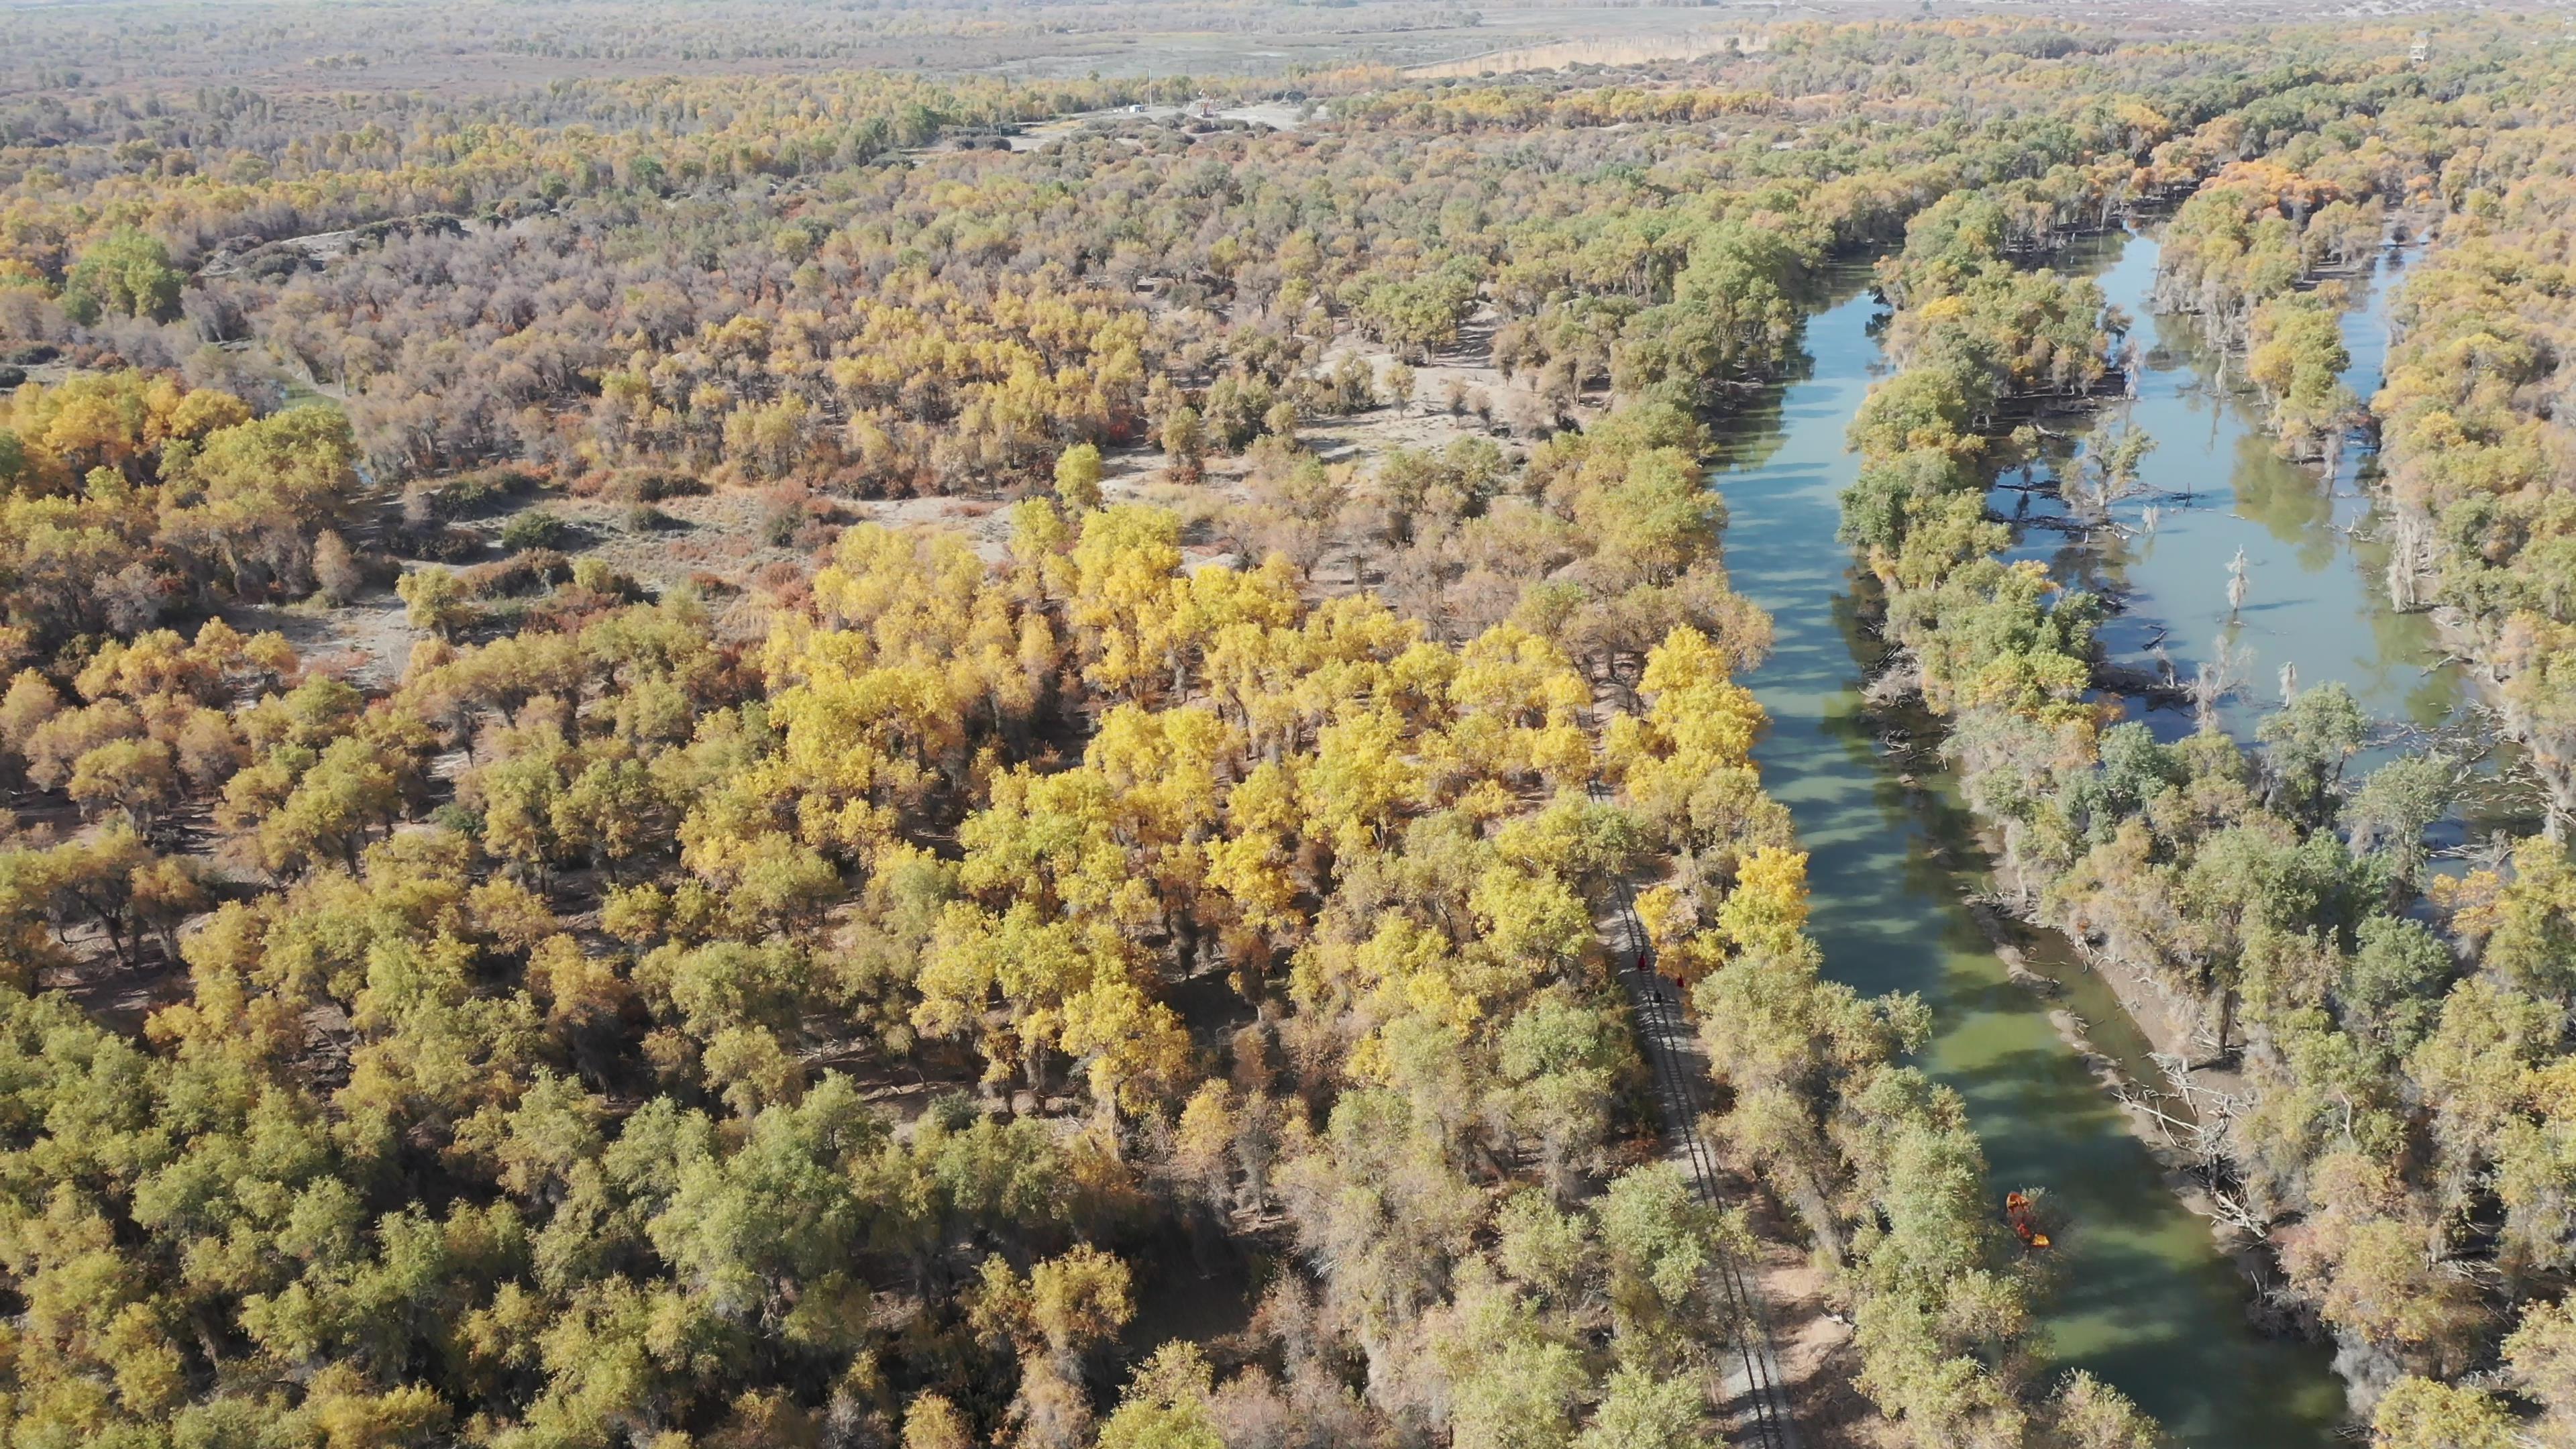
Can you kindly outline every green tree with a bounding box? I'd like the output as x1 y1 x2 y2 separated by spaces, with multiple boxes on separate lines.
2257 683 2366 824
1575 1368 1709 1449
2370 1377 2514 1449
2047 1371 2165 1449
64 225 184 321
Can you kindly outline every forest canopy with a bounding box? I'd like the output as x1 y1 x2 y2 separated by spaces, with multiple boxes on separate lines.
0 10 2572 1449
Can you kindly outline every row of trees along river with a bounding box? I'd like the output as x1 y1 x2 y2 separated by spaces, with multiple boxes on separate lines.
1705 222 2534 1446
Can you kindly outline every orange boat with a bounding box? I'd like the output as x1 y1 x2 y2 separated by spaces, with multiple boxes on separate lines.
2005 1191 2051 1249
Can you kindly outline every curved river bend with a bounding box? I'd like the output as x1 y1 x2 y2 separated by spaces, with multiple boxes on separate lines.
1703 227 2475 1445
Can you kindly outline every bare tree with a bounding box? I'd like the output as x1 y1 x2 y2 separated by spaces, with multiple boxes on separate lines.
2192 633 2253 731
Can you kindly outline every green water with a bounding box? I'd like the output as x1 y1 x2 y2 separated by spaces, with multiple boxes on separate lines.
1713 245 2356 1445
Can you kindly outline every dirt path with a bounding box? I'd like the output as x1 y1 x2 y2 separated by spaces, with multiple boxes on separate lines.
1592 785 1802 1449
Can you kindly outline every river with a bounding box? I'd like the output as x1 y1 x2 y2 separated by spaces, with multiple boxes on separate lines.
1704 227 2463 1445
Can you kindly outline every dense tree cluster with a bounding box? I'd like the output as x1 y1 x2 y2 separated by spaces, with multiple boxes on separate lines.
1837 183 2123 732
0 370 363 647
0 329 2127 1441
2371 102 2576 839
0 0 1488 91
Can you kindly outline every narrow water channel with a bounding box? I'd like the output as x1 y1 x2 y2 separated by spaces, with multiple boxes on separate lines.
1713 241 2359 1446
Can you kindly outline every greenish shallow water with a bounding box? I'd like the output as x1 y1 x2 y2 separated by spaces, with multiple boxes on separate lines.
2025 234 2532 848
2012 234 2464 744
1713 245 2357 1446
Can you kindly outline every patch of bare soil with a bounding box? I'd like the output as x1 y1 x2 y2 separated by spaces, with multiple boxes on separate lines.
555 485 812 595
1407 29 1773 79
558 481 1025 621
223 590 415 692
1752 1240 1885 1449
38 933 190 1036
1107 321 1603 574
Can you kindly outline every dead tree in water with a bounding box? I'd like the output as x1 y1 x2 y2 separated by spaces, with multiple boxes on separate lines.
2385 506 2438 610
2069 422 2155 524
2192 633 2253 731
